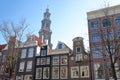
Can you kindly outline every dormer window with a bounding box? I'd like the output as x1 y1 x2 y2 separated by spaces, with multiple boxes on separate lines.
58 43 62 49
40 46 47 56
76 47 80 53
41 50 47 56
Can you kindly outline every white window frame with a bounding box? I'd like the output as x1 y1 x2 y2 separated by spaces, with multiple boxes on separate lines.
71 66 79 78
53 56 59 65
52 67 59 79
61 56 68 65
24 75 32 80
36 68 42 79
26 61 32 71
75 54 82 62
94 63 104 79
80 66 89 78
19 62 25 72
28 48 34 58
60 66 68 79
43 67 50 79
21 49 27 58
46 57 50 64
36 58 41 65
16 75 23 80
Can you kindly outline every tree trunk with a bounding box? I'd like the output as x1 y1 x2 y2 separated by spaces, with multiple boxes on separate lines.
109 53 117 80
9 69 14 80
111 62 117 80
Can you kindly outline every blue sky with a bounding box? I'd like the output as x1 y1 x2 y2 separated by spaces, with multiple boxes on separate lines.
0 0 120 49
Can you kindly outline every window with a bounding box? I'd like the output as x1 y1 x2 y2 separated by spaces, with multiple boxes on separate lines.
115 16 120 26
75 54 82 61
41 58 46 65
71 66 79 78
2 55 6 62
0 65 4 73
16 75 23 80
102 19 111 27
107 62 113 78
43 67 50 79
92 46 102 58
52 67 59 79
24 75 32 80
105 45 115 58
41 50 47 56
28 48 34 58
36 58 41 65
19 62 25 72
104 30 114 40
5 67 9 73
76 47 80 53
58 44 62 49
80 66 89 77
90 20 99 29
21 49 27 58
61 56 68 65
107 62 120 79
26 61 32 71
60 67 68 79
53 56 59 65
117 30 120 38
46 57 50 64
36 68 42 79
94 63 104 79
91 33 100 42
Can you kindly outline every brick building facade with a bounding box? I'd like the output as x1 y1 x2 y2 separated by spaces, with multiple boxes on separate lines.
87 5 120 80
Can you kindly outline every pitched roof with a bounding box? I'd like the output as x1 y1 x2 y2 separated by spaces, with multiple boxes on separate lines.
0 44 7 51
34 35 42 46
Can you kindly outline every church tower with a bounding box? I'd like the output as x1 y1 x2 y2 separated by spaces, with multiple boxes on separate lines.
39 8 52 49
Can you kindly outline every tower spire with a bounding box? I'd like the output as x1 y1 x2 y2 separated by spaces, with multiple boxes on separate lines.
39 8 52 49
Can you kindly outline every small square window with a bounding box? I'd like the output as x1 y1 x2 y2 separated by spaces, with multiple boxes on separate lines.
76 47 80 53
